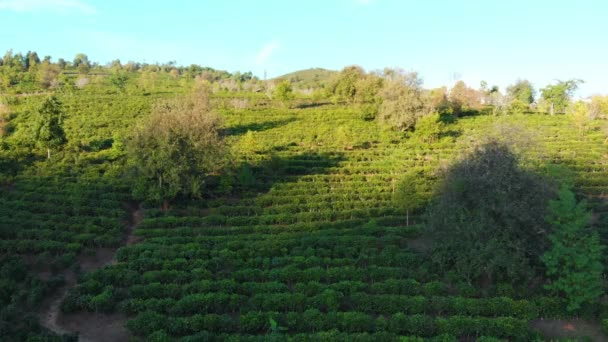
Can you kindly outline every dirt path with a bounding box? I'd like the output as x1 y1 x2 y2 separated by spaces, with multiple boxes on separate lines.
530 318 608 341
38 203 143 342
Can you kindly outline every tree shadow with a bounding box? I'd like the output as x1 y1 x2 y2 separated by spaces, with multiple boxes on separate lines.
221 117 298 136
0 152 42 183
292 100 332 109
206 149 345 198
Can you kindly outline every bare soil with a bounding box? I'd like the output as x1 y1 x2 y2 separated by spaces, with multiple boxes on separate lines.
530 318 607 341
38 203 143 342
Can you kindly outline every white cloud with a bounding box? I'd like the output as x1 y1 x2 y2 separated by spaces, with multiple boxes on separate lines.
255 40 280 65
0 0 96 14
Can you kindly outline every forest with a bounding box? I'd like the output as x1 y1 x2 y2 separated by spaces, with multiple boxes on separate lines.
1 50 608 341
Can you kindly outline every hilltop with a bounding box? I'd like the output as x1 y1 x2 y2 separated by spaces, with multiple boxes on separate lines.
273 68 337 89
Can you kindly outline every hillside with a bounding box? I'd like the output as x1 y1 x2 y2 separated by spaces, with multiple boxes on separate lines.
1 78 608 340
273 68 337 89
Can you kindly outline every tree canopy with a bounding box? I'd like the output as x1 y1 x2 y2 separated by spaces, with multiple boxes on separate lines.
34 96 66 159
540 79 582 114
426 141 554 287
377 69 427 131
542 186 603 312
506 79 535 105
127 82 225 208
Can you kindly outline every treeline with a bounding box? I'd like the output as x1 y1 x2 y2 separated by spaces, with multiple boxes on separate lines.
0 50 259 94
320 66 608 129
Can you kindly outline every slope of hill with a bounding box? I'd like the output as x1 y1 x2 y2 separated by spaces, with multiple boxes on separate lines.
1 86 607 341
273 68 337 89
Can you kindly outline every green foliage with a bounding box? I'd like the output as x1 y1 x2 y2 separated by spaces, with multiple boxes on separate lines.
127 83 225 206
328 66 365 103
108 70 129 92
506 79 535 104
541 186 604 312
378 70 427 131
414 112 446 143
507 99 528 115
393 169 430 226
540 79 583 114
273 80 293 104
568 100 592 135
34 95 66 158
3 53 608 341
427 142 553 286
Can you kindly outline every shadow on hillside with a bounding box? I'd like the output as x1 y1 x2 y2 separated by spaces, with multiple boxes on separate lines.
292 101 332 109
221 117 298 136
202 150 345 203
0 152 42 184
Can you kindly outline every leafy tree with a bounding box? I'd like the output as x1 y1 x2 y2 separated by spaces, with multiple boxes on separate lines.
56 58 67 69
73 53 90 74
540 79 582 115
328 65 365 103
426 141 553 286
36 62 61 89
34 96 67 159
589 95 608 119
393 169 430 226
568 100 591 136
273 80 293 105
541 186 603 312
354 72 383 104
378 69 428 131
127 82 225 209
506 79 535 105
507 99 528 115
449 81 481 115
414 112 446 143
427 87 452 115
108 70 129 93
25 51 40 72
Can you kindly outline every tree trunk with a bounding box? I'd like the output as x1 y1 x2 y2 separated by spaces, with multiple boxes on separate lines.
550 102 554 116
406 210 409 227
47 148 50 159
161 200 170 212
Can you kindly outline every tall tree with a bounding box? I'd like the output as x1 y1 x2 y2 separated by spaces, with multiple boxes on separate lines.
34 96 67 159
449 81 482 115
378 69 427 131
328 66 366 103
127 82 225 209
541 186 603 312
393 169 431 226
426 141 553 286
73 53 90 74
506 79 535 104
540 79 582 115
273 80 293 105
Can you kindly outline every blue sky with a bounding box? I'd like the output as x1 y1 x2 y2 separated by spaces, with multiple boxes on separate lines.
0 0 606 97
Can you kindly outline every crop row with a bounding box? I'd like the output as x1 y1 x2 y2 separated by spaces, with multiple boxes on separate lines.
125 310 532 340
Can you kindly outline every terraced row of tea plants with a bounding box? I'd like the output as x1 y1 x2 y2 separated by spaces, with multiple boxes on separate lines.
49 101 608 340
0 93 148 340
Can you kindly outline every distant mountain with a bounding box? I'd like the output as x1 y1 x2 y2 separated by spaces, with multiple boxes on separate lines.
273 68 337 89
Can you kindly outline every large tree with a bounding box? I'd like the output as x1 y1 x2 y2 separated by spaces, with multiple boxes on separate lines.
426 141 554 286
377 69 428 131
449 80 482 115
328 66 366 103
540 79 582 115
127 82 225 209
506 79 535 105
34 96 67 159
542 186 603 313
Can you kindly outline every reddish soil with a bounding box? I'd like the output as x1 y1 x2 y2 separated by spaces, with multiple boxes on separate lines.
530 318 607 341
38 203 143 341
